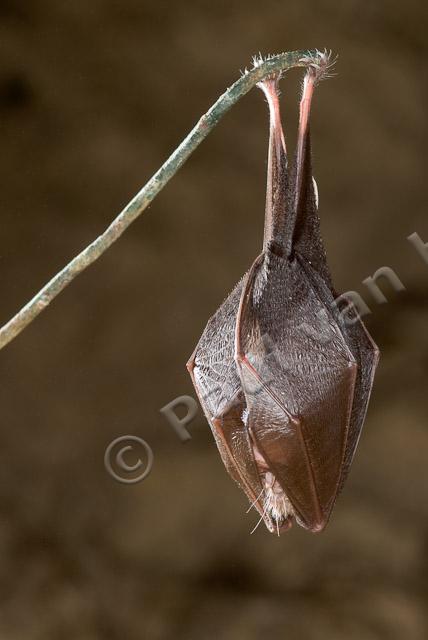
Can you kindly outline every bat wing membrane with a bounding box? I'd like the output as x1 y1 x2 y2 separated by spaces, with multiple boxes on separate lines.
187 278 265 516
297 255 380 496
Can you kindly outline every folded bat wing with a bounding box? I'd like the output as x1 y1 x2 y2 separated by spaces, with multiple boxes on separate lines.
235 251 359 531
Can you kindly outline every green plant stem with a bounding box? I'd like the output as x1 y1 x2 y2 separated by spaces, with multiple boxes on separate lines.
0 49 320 350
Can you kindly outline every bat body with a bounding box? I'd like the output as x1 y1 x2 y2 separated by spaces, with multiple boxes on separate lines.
187 53 379 534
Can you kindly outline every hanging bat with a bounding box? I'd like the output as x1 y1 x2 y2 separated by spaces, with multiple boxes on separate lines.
187 52 379 535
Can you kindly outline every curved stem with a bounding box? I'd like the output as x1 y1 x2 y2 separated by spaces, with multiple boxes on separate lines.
0 49 321 350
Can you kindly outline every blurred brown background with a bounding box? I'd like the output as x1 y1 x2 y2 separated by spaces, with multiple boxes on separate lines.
0 1 427 638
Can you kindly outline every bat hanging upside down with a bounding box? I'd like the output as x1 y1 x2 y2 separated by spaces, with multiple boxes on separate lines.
187 52 379 535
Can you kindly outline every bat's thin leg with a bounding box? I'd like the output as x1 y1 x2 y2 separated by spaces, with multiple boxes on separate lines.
294 70 316 217
293 57 332 224
284 51 335 279
258 78 288 255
